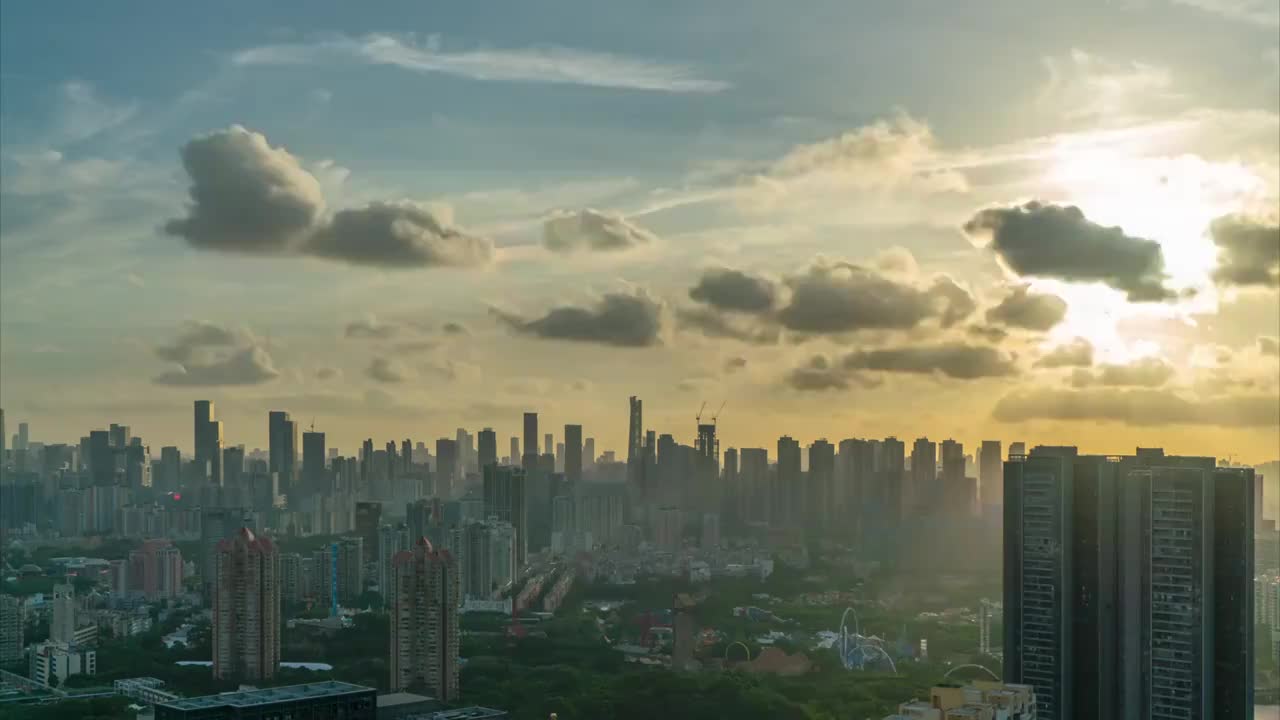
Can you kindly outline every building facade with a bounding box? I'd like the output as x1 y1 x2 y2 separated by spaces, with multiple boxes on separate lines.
213 527 281 682
389 539 460 701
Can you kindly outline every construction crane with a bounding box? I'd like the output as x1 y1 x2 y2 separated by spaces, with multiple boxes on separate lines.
711 401 726 426
695 401 706 425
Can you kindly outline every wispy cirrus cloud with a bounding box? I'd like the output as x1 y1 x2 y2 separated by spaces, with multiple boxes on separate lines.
232 33 728 93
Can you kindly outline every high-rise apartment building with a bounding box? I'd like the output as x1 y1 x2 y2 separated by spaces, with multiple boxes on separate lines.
1003 446 1255 720
564 424 583 486
583 438 596 469
776 437 801 527
280 553 303 605
354 503 381 565
51 583 76 644
212 527 280 682
389 538 459 701
200 508 239 600
268 412 296 495
482 465 527 567
911 437 937 512
739 448 769 525
459 519 517 600
940 439 965 510
0 594 22 665
807 440 835 531
377 524 410 602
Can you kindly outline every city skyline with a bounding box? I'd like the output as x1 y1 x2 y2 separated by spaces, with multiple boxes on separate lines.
1 3 1278 462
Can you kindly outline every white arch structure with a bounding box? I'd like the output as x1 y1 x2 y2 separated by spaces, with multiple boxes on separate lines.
836 606 897 674
943 664 1000 681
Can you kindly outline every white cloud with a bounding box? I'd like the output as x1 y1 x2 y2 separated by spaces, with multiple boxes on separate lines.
1170 0 1279 26
233 33 728 93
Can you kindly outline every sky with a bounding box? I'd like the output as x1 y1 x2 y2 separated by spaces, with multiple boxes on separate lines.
1 0 1278 464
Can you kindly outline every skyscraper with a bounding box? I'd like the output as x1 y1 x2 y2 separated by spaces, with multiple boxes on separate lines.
482 464 527 567
508 437 520 466
1003 446 1255 720
389 538 459 701
477 428 497 470
88 430 114 486
435 439 458 499
268 412 296 495
739 448 769 525
108 423 131 448
302 431 326 499
563 424 583 486
910 438 937 512
222 446 245 489
522 413 538 469
940 439 965 510
355 502 381 565
807 440 835 531
543 432 553 457
979 440 1002 511
194 401 223 486
0 594 21 666
213 526 280 682
776 436 801 527
200 508 239 600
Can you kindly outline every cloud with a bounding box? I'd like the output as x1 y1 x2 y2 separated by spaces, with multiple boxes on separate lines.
232 33 728 93
963 201 1176 302
54 81 140 144
724 356 748 373
776 259 975 333
1038 50 1176 121
494 290 663 347
992 387 1279 427
1210 214 1279 288
967 325 1009 343
164 125 325 253
344 315 399 340
366 356 411 383
165 126 492 268
154 347 279 387
985 285 1068 330
155 321 244 364
1034 338 1095 368
542 209 656 253
762 114 967 193
784 355 882 391
152 321 280 386
316 367 341 381
442 322 468 335
688 268 778 313
1070 357 1175 388
309 201 493 268
1170 0 1279 26
786 355 850 391
1260 336 1279 356
843 343 1018 380
675 306 779 344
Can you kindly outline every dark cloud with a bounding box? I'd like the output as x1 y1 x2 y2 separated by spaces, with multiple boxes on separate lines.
1210 214 1279 288
786 356 849 391
992 387 1279 427
967 325 1009 343
689 268 778 313
843 343 1018 379
393 341 438 355
1260 336 1279 356
154 346 280 386
316 367 341 381
166 126 491 269
542 209 656 253
776 260 975 333
344 316 399 340
308 202 492 268
675 306 779 344
164 125 324 253
963 201 1175 302
494 290 663 347
985 285 1068 330
1070 357 1174 388
366 356 410 383
724 356 748 372
153 321 279 386
785 355 881 391
442 322 468 336
1034 338 1094 368
155 321 243 364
